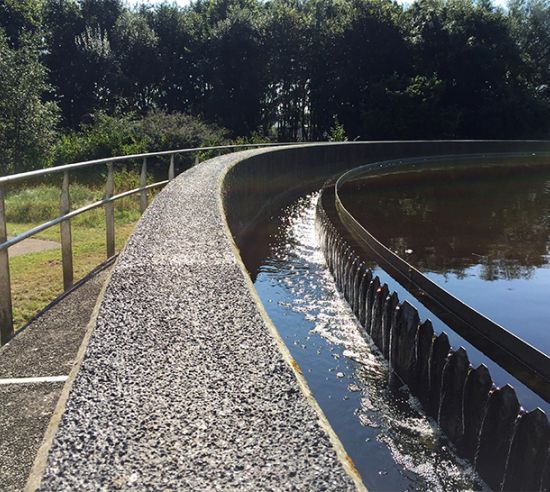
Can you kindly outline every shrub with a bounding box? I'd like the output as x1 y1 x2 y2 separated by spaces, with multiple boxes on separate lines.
53 112 148 167
53 110 230 178
135 110 228 152
328 119 348 142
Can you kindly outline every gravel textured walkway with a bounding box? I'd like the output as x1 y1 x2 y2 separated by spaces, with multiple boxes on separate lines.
37 150 360 490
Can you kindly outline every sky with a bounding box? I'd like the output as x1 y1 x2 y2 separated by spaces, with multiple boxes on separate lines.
126 0 509 8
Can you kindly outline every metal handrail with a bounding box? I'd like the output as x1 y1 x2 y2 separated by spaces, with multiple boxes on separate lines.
0 141 308 345
334 151 550 400
0 181 168 252
0 142 307 186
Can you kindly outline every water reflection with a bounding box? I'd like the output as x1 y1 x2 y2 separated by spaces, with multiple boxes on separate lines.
245 194 484 491
340 166 550 352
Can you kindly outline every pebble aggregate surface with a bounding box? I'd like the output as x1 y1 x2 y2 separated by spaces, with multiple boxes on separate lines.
39 150 357 490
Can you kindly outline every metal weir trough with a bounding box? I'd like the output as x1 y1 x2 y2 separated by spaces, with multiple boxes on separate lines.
316 152 550 491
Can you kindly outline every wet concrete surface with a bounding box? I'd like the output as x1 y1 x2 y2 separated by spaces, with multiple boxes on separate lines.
0 268 110 491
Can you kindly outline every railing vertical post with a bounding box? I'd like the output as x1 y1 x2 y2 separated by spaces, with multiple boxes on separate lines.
0 184 14 345
169 154 175 181
195 153 199 166
60 171 73 290
105 163 115 258
140 157 148 213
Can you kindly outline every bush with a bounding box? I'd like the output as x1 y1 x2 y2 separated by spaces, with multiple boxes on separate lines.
53 110 229 178
135 110 229 171
328 119 348 142
135 110 228 152
53 113 148 166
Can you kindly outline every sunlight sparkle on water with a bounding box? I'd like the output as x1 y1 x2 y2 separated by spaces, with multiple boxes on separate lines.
251 193 484 491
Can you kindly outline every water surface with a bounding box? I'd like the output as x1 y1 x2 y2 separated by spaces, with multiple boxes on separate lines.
339 165 550 355
242 195 483 490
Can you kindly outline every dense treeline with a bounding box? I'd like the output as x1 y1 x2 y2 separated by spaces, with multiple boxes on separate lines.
0 0 549 173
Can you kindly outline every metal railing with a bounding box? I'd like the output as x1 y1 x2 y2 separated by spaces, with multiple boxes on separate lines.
0 142 305 345
333 152 550 401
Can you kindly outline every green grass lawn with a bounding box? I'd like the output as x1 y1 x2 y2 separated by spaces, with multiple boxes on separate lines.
7 220 137 328
4 178 157 330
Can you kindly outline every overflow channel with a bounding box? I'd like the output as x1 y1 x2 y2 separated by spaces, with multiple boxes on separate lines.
316 153 550 491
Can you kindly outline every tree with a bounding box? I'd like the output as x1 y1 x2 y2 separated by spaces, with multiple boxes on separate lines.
4 0 550 148
192 0 269 136
264 0 312 140
0 31 59 174
508 0 549 97
111 10 159 112
307 0 411 139
0 0 43 48
144 4 199 113
43 0 123 128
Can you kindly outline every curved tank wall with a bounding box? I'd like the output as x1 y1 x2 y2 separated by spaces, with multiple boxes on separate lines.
34 140 550 490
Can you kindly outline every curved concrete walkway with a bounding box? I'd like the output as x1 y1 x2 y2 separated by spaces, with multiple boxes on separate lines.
32 148 361 491
30 142 550 490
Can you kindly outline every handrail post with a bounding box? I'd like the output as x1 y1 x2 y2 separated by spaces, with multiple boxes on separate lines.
169 155 175 181
0 184 14 345
195 153 199 166
140 157 148 213
60 171 73 290
105 163 115 258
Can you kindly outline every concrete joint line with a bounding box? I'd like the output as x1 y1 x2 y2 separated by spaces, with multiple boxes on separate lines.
0 376 68 385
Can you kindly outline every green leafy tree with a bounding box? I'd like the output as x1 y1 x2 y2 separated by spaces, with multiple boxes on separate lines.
3 0 550 154
407 0 541 137
0 0 43 48
192 0 269 136
508 0 549 97
112 10 160 111
0 32 59 174
43 0 122 127
264 0 312 140
144 4 199 113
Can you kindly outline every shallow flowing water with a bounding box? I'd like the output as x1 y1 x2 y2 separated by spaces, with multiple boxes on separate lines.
242 194 485 491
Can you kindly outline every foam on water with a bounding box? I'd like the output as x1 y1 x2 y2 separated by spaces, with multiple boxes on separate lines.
252 193 486 490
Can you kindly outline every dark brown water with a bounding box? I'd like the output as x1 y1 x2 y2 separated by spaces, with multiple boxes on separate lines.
340 165 550 358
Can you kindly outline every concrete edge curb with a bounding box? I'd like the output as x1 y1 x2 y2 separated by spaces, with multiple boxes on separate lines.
24 261 117 492
217 149 368 492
